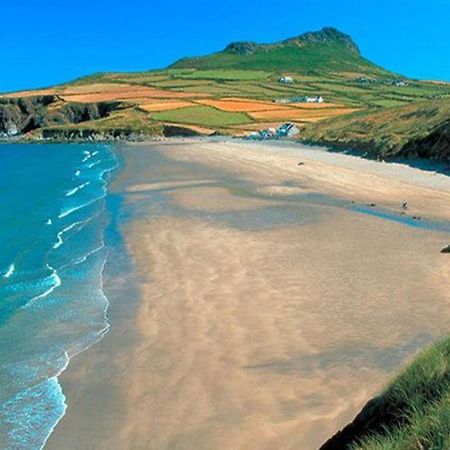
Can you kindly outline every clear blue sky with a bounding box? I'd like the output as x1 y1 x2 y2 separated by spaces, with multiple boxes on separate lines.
2 0 449 92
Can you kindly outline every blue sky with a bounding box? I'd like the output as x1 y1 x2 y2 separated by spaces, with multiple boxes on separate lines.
2 0 449 92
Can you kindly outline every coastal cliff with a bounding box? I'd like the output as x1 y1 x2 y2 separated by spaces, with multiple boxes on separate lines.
0 95 122 137
0 95 211 141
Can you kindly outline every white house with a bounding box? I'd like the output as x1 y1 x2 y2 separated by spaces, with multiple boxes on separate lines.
278 76 294 84
276 95 325 104
305 96 324 103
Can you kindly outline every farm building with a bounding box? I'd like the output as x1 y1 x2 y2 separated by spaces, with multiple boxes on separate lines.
278 76 294 84
305 96 324 103
247 123 299 140
276 123 299 138
275 95 324 104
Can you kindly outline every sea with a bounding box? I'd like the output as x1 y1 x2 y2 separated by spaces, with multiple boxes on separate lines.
0 143 117 449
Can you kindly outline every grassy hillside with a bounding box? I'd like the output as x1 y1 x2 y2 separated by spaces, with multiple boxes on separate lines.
71 69 450 108
171 27 391 78
150 105 252 127
300 98 450 159
320 337 450 449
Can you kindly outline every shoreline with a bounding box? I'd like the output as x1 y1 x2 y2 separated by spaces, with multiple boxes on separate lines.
46 140 450 449
41 147 119 449
0 143 117 449
2 134 450 174
149 138 450 223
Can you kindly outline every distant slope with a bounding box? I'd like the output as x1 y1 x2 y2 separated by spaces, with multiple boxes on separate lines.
301 98 450 160
171 27 393 77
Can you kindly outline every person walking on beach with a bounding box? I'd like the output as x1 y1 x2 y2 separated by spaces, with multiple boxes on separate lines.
402 199 408 210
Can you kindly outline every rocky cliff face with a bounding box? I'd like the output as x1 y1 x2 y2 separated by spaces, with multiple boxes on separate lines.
0 95 121 137
39 124 202 141
223 27 360 56
224 41 259 55
285 27 361 54
0 96 54 136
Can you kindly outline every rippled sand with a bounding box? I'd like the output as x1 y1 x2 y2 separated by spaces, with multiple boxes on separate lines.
47 140 450 450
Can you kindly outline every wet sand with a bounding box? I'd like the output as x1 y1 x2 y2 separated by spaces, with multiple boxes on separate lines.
47 139 450 450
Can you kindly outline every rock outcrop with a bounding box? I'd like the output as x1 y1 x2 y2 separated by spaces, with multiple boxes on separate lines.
0 95 121 137
42 127 152 141
224 41 259 55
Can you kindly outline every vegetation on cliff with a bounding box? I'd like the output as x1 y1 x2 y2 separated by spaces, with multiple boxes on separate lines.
0 95 122 138
321 337 450 449
301 98 450 160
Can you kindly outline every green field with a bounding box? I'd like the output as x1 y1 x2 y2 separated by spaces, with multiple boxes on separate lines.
151 105 252 127
176 69 271 81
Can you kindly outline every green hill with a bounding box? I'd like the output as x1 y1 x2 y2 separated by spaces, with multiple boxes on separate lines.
171 27 393 77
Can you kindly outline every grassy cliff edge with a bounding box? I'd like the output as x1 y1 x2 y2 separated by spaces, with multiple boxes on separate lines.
300 98 450 161
320 337 450 449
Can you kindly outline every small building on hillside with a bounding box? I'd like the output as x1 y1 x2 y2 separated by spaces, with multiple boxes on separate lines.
278 76 294 84
247 123 299 140
276 123 299 138
275 95 324 104
305 95 324 103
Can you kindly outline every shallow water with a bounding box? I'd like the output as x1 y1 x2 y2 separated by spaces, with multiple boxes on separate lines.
0 143 116 449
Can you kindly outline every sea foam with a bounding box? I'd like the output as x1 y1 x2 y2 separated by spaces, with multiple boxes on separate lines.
65 181 90 197
3 264 15 279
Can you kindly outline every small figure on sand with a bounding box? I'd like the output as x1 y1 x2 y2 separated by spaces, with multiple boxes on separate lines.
402 199 408 210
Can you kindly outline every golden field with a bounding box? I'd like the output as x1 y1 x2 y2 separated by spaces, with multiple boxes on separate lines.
3 78 360 135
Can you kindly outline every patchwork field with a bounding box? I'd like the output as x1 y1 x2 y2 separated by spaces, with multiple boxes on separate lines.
151 105 252 127
139 101 194 112
59 83 208 103
248 107 359 122
196 98 288 112
3 67 450 136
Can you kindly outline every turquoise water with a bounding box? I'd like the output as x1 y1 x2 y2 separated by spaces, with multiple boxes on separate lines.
0 143 117 449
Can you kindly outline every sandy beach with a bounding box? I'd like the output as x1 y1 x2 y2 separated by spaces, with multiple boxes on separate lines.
47 139 450 450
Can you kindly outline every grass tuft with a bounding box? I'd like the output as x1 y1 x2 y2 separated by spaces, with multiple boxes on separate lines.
350 337 450 450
